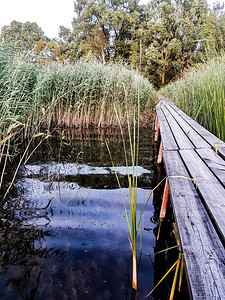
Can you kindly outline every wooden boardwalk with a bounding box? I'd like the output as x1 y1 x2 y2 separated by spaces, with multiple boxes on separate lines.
155 100 225 300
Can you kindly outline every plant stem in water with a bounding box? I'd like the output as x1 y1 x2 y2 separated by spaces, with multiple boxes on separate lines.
132 254 137 290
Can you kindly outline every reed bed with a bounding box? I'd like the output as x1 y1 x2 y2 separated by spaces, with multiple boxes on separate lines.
0 42 156 133
0 42 157 152
161 54 225 140
36 61 156 129
0 42 156 195
0 43 156 130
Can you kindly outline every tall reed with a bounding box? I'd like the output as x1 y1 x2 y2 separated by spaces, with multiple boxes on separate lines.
34 60 156 128
161 54 225 140
0 41 156 197
107 77 162 291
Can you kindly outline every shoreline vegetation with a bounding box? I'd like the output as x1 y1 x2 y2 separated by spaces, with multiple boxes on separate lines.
1 39 225 195
161 54 225 141
0 43 156 196
0 43 157 133
1 40 225 299
1 41 225 193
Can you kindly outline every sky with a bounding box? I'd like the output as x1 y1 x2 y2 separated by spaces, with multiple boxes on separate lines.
0 0 223 39
0 0 75 39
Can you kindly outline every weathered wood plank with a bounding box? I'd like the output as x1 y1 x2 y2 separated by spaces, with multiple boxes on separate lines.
165 104 210 149
156 100 225 300
160 102 194 150
196 148 225 187
169 102 218 144
179 149 225 242
155 104 178 150
163 150 225 300
169 102 225 158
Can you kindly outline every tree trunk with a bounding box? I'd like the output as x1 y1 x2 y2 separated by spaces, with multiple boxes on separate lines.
162 65 166 85
186 48 191 68
161 37 169 85
161 42 165 85
181 51 186 74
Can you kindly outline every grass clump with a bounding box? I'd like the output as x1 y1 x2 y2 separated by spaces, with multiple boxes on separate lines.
161 54 225 140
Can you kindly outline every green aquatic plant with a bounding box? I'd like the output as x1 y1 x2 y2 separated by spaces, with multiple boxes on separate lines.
106 78 161 290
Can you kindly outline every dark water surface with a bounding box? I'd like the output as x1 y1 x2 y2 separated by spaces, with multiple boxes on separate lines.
0 128 187 299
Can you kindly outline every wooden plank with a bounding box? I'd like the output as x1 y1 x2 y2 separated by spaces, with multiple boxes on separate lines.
155 104 178 150
160 102 194 150
169 102 225 158
179 149 225 242
165 104 210 149
196 148 225 187
163 150 225 300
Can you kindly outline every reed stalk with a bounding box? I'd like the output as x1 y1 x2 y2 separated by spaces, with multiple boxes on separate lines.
169 252 182 300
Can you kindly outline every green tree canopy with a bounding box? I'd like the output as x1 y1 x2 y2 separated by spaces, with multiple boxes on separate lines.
130 0 213 86
1 0 224 87
0 20 46 50
58 25 78 62
34 40 60 61
72 0 141 62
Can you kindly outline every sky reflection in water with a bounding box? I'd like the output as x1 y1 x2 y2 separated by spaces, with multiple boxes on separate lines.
0 130 156 299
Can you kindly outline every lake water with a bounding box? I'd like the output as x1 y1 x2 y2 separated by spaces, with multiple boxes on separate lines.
0 128 188 299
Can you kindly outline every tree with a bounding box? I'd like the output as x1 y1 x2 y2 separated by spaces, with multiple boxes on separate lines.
136 0 181 86
0 20 46 50
130 0 215 86
200 10 224 58
21 21 45 49
34 40 60 61
197 1 225 60
58 26 78 62
175 0 201 73
0 20 22 43
72 0 141 62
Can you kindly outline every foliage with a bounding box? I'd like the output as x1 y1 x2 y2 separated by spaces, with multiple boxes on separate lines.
58 26 78 62
131 0 213 86
141 0 181 86
0 42 156 194
0 20 46 50
0 42 156 133
69 0 225 86
160 54 225 140
72 0 141 63
34 40 60 61
1 2 225 87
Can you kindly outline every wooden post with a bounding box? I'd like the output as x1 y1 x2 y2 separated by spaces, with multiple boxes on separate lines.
152 115 157 131
154 124 160 143
154 143 158 164
154 114 160 143
157 178 170 240
154 115 158 131
157 141 163 165
157 165 162 185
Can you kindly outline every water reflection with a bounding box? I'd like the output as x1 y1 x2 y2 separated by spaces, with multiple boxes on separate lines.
0 209 69 299
0 128 157 299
